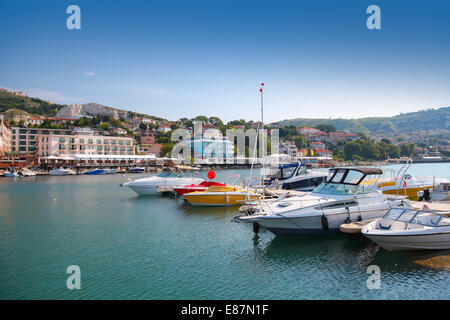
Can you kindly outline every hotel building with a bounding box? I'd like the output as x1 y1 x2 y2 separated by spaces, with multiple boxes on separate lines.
11 127 72 154
36 128 135 157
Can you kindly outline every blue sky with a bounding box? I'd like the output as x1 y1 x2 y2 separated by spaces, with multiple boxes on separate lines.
0 0 449 122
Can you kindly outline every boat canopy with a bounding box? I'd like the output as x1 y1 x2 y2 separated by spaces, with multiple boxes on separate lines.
331 167 383 176
328 167 382 185
279 162 299 169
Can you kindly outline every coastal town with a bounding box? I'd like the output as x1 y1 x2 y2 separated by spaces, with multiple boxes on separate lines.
1 88 449 173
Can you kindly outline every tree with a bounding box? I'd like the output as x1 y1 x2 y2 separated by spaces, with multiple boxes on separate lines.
139 123 148 131
344 141 361 160
315 124 336 133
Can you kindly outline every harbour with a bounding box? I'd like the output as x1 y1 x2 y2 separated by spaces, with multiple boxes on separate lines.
1 163 449 299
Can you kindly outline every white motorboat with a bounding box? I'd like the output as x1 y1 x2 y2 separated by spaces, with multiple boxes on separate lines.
238 167 411 235
127 166 145 173
18 168 36 177
121 171 204 195
50 167 70 176
262 162 327 191
362 207 450 250
418 182 450 202
4 169 19 178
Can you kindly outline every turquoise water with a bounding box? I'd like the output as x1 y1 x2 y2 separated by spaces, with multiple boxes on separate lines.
0 164 449 299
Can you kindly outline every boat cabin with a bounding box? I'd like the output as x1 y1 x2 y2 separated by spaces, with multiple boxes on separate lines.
312 167 383 195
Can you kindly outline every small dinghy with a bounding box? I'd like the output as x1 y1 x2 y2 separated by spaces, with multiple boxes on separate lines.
340 220 375 234
362 207 450 251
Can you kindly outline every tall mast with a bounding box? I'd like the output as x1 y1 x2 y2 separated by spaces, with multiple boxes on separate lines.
246 82 265 200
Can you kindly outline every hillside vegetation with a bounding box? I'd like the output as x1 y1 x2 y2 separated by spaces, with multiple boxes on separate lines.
274 107 450 135
0 91 65 116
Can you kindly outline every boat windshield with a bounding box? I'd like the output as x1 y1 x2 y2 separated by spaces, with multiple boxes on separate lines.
156 172 179 178
312 182 358 195
384 208 448 227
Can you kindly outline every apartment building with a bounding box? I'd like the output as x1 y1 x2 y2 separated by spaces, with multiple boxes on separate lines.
0 115 12 155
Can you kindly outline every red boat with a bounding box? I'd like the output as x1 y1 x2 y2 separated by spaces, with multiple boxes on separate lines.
173 181 226 196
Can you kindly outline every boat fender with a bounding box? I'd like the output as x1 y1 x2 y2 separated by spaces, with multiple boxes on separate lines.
321 214 329 232
423 189 431 202
253 222 260 234
345 207 351 223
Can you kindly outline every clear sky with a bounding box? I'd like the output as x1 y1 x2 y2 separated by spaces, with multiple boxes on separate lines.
0 0 449 123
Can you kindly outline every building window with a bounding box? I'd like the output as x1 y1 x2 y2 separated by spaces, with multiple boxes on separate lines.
31 130 37 134
69 138 74 143
80 145 85 150
104 140 108 144
20 135 26 140
97 146 102 151
59 145 65 150
88 139 93 144
19 141 26 145
126 141 130 145
19 129 26 134
119 141 124 145
29 135 35 140
19 146 26 151
59 137 65 143
96 139 101 144
79 139 84 144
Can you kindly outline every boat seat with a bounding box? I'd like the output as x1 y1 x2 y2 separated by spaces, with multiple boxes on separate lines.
376 219 407 231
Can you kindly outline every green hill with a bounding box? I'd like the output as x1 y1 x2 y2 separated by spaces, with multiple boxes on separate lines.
0 90 65 116
273 107 450 135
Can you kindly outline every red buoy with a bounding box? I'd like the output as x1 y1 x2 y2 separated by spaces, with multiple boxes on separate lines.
207 171 216 180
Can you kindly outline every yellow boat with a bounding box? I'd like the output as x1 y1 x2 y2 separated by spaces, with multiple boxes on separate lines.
182 185 261 206
362 175 449 200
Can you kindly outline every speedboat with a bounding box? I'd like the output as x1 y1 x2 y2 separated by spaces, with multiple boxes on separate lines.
262 162 328 191
182 185 261 206
121 171 203 195
106 168 117 174
4 169 19 178
87 168 108 175
418 182 450 202
50 167 70 176
237 167 411 235
127 166 145 173
362 207 450 250
173 181 227 197
366 174 449 200
19 168 36 177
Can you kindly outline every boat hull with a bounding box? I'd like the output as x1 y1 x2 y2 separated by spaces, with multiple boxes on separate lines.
183 193 260 206
123 177 204 196
4 172 19 178
364 232 450 251
50 170 68 176
243 207 391 235
87 169 107 175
